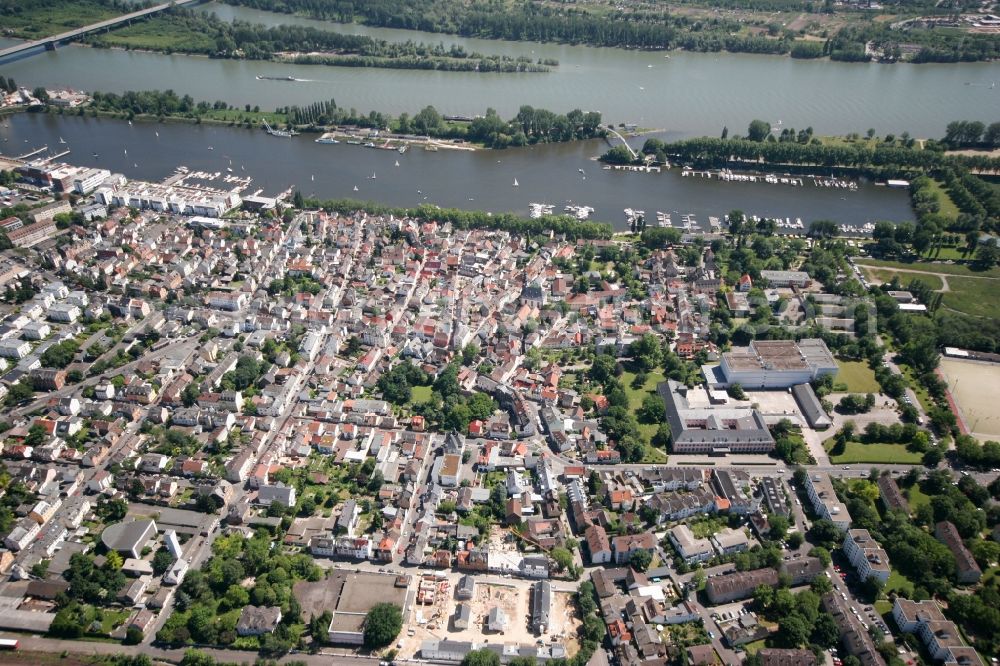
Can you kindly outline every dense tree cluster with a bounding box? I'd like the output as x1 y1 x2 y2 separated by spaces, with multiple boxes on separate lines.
88 7 549 74
377 362 431 404
222 0 997 61
157 531 322 648
310 199 612 240
943 120 1000 149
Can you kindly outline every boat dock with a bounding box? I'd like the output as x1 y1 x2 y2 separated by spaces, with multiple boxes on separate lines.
603 164 662 173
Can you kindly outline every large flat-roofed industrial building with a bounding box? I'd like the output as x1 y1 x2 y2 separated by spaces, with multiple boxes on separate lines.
706 338 838 389
658 380 775 455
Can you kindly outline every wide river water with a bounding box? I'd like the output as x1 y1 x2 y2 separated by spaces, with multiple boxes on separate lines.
3 1 998 137
0 112 914 229
2 2 996 227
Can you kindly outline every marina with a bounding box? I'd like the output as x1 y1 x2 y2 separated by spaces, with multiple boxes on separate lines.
0 113 916 232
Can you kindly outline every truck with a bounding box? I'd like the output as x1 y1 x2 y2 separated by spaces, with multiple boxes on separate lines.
0 639 19 650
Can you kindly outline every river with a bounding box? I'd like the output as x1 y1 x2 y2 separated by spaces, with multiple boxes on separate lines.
0 112 914 230
0 2 998 138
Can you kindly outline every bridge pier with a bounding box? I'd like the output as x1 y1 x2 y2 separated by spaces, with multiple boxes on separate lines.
44 43 56 51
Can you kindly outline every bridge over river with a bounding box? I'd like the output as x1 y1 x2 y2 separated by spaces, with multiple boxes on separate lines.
0 0 202 65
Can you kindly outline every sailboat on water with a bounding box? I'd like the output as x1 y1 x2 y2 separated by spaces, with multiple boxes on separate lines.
395 160 399 167
58 137 66 144
513 178 519 187
353 185 359 191
369 171 376 180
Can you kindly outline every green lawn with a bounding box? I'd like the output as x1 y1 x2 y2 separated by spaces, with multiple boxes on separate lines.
825 440 923 464
903 482 932 512
925 246 969 262
99 609 130 634
874 600 893 616
744 640 768 656
622 368 668 455
835 360 881 394
855 257 1000 280
409 385 433 405
942 276 1000 319
886 569 914 596
863 267 945 291
925 179 961 219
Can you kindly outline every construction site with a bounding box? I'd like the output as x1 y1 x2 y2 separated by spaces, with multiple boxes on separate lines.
397 572 582 659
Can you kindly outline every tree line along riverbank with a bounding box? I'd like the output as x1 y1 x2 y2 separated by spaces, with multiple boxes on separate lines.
221 0 999 62
28 90 606 151
73 7 556 73
3 0 996 64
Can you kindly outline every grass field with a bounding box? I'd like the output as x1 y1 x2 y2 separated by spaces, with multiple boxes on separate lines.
87 15 218 53
942 276 1000 319
825 440 923 464
903 483 932 512
2 0 119 40
409 385 433 405
863 267 945 291
835 360 881 393
855 257 1000 280
925 179 961 219
886 569 914 596
622 368 669 455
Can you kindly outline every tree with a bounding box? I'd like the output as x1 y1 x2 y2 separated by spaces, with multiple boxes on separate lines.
629 549 652 572
363 603 403 649
638 393 665 424
292 190 305 208
153 549 175 576
105 550 123 570
124 625 144 645
551 547 574 572
747 119 772 142
768 514 790 540
778 614 810 647
25 423 47 447
461 650 502 666
811 612 840 647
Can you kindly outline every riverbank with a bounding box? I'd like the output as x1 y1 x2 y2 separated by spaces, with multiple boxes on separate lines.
218 0 998 63
79 8 555 75
0 112 915 228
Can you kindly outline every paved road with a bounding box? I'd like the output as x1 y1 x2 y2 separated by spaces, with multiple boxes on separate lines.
0 0 202 62
6 635 396 665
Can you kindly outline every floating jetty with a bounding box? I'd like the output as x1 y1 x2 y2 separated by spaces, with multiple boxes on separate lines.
529 203 555 219
602 164 662 173
564 204 595 220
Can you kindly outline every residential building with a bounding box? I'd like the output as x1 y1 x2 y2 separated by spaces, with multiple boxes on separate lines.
804 472 852 530
611 532 657 565
843 529 891 583
935 521 981 584
706 568 780 605
258 483 296 508
668 524 713 564
585 524 612 564
236 606 282 636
